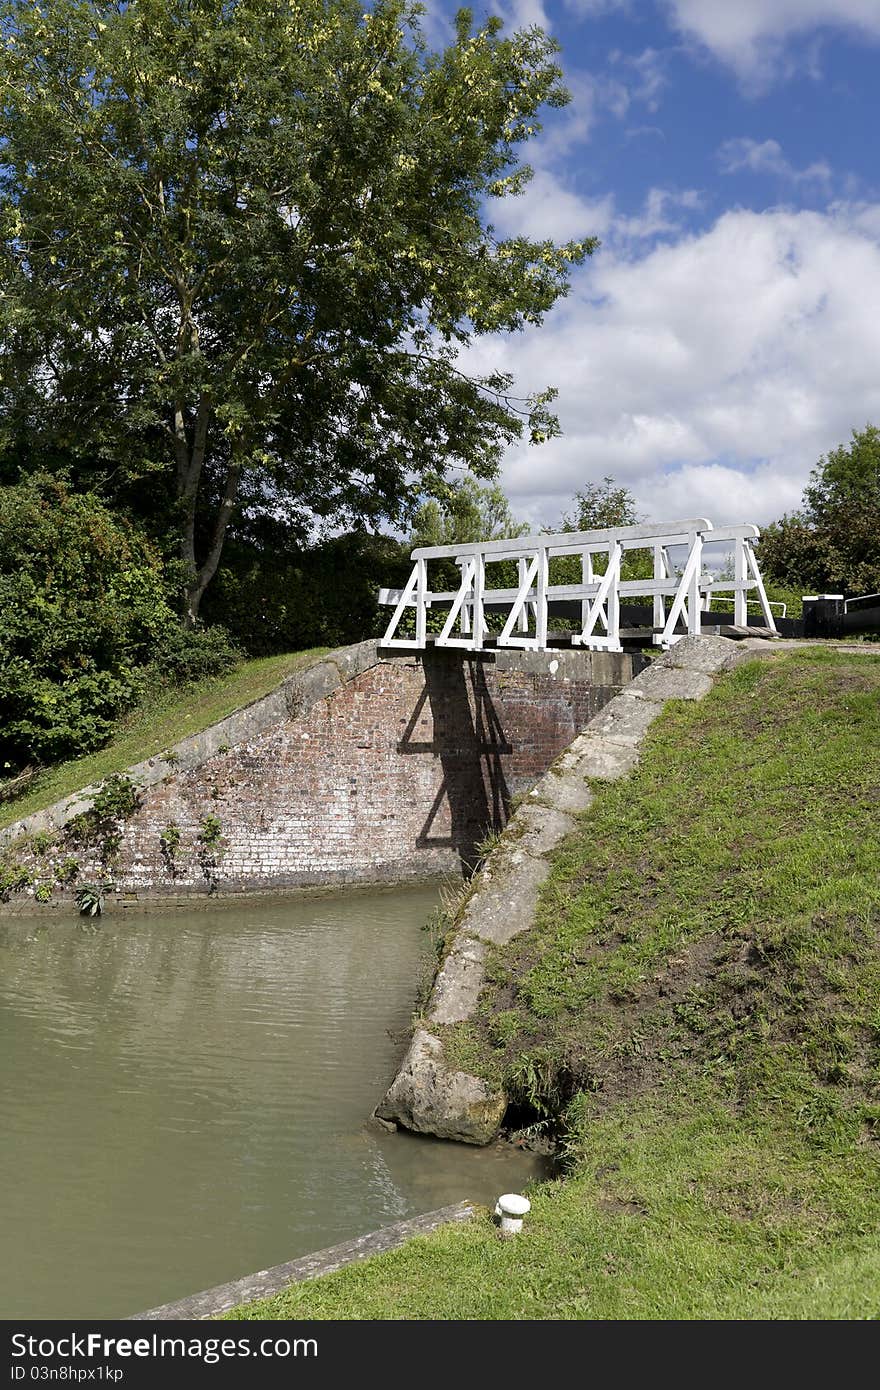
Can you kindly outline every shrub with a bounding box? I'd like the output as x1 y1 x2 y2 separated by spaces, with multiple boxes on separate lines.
140 623 241 689
202 531 412 655
0 475 173 770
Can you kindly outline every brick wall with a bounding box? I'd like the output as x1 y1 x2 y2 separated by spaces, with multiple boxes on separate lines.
59 645 645 900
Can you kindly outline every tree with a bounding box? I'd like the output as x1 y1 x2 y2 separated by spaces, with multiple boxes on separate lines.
561 475 640 531
409 474 529 548
759 425 880 595
0 0 595 623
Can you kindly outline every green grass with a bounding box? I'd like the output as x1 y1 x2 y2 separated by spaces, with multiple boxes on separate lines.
227 1093 880 1320
228 649 880 1320
0 648 328 830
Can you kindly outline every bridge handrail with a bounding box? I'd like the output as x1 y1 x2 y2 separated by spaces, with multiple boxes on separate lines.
409 518 712 561
380 518 777 653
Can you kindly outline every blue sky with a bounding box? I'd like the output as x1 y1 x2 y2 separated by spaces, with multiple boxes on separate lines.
429 1 880 529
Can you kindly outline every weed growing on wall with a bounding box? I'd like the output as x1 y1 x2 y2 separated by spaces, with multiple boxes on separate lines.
159 822 183 879
65 774 141 871
197 813 225 893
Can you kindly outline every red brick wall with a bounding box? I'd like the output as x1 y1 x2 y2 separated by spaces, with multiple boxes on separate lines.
84 647 642 898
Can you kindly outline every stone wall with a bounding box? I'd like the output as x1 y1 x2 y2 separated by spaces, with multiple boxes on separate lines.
3 643 645 905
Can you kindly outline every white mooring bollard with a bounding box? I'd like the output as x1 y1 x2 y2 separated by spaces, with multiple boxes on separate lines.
494 1192 531 1236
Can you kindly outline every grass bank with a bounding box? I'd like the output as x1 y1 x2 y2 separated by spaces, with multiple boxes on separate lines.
0 648 328 831
228 648 880 1319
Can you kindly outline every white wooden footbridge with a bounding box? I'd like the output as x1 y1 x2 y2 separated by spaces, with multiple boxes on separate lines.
380 518 778 653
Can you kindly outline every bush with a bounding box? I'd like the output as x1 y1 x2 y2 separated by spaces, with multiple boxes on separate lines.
202 531 412 656
0 475 173 770
141 623 241 689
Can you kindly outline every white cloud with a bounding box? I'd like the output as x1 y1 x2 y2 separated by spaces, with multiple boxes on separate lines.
718 137 832 186
494 0 553 30
614 186 704 240
460 204 880 529
608 46 669 111
491 176 700 246
490 169 615 241
663 0 880 84
625 124 666 142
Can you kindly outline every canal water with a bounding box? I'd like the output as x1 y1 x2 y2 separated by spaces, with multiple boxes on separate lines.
0 886 546 1319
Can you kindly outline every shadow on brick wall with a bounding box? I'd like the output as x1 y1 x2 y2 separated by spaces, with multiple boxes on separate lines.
396 652 512 874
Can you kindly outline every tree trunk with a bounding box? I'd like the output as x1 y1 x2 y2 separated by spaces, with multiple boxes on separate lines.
181 458 243 626
173 396 243 626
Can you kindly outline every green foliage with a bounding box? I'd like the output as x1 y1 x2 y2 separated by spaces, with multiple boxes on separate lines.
202 533 411 655
159 821 182 878
197 813 223 849
0 475 173 772
56 856 80 885
142 624 241 689
75 882 105 917
759 424 880 595
561 476 641 532
66 773 142 867
197 811 224 890
0 0 595 621
88 773 142 826
0 858 32 901
409 475 530 549
553 476 650 591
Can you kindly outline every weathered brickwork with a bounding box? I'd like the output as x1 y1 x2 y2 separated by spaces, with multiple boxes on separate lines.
28 645 644 901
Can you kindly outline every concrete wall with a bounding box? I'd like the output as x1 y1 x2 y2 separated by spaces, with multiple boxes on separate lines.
3 643 645 906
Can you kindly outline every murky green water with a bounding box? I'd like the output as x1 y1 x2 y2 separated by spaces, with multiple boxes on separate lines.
0 887 545 1319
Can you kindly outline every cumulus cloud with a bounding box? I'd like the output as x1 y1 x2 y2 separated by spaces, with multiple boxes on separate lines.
491 175 701 246
490 169 615 242
663 0 880 84
461 203 880 529
718 137 832 186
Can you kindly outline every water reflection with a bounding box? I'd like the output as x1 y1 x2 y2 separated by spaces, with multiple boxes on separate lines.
0 889 545 1319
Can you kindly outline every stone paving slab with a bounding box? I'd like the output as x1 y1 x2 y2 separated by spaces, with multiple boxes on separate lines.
560 735 642 782
627 664 714 702
511 803 576 856
454 854 552 950
664 633 742 672
429 935 489 1024
529 767 595 813
584 690 666 745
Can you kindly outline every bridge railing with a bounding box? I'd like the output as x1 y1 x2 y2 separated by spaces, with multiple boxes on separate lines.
379 519 778 653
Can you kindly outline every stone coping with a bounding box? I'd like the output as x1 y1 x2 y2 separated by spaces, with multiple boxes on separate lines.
129 1202 475 1320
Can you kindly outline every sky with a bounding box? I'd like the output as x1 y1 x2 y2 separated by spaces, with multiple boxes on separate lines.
428 0 880 530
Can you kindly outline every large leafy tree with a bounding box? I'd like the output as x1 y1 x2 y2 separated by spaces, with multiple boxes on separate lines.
0 0 594 622
409 473 529 548
759 425 880 595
